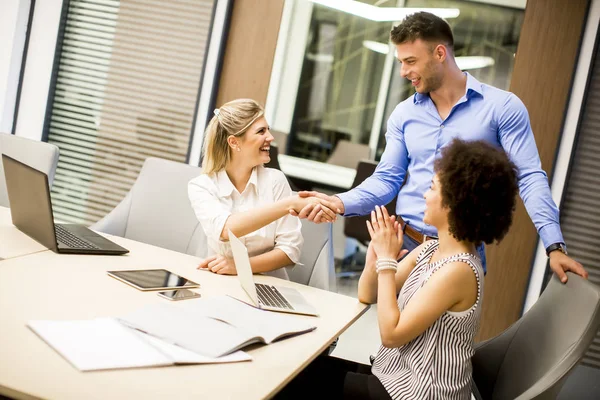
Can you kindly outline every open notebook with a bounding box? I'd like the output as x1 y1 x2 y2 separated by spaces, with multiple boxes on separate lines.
28 295 316 371
28 318 251 372
119 295 317 358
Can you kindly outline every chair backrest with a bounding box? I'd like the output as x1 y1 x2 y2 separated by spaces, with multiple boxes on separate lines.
91 157 208 257
472 273 600 400
343 160 397 245
287 219 336 291
0 132 60 207
327 140 371 170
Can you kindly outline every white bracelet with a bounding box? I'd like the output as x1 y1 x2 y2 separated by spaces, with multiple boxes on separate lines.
375 258 398 273
376 258 397 264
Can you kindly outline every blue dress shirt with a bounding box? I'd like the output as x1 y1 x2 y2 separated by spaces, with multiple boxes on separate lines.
337 72 564 249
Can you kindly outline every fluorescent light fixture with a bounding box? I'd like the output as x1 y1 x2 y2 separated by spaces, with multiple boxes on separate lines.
306 53 335 63
455 56 495 70
362 41 495 71
362 40 389 54
309 0 460 22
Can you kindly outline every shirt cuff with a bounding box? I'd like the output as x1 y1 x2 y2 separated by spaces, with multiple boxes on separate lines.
336 191 363 216
538 223 565 249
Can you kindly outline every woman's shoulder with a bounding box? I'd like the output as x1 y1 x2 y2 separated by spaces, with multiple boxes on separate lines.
258 166 288 186
188 172 218 192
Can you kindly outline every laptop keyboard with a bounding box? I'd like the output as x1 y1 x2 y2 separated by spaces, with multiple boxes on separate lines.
55 225 100 250
256 283 294 310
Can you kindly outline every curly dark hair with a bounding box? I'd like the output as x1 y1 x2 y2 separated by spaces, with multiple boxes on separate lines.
434 139 518 245
390 12 454 50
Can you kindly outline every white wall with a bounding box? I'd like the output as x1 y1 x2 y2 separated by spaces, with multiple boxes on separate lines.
0 0 31 133
13 0 63 140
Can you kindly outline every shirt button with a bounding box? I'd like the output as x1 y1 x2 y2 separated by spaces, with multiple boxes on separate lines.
440 124 444 128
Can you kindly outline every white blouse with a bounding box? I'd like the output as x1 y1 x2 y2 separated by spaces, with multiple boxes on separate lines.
188 166 303 280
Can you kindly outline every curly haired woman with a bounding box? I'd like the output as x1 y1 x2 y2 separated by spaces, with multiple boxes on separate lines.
277 138 519 400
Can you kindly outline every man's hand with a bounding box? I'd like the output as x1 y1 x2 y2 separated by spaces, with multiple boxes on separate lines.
549 251 588 283
198 255 237 275
289 191 344 223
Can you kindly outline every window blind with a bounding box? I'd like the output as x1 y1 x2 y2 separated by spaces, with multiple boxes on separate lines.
550 36 600 369
46 0 215 224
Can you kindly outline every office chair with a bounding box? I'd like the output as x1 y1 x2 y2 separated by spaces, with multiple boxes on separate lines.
341 160 397 275
327 140 371 170
91 157 208 257
287 219 336 292
265 144 300 192
0 132 60 207
472 272 600 400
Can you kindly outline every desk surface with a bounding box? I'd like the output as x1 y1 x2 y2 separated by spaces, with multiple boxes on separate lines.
278 154 356 191
0 208 46 260
0 207 368 400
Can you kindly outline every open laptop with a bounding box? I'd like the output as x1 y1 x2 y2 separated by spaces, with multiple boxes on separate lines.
2 154 129 255
229 229 318 316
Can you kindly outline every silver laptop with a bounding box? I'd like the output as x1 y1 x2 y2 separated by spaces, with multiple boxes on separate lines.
229 230 318 317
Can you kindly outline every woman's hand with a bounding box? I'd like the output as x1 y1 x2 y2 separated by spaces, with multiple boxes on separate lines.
290 195 338 222
366 205 403 260
197 255 237 275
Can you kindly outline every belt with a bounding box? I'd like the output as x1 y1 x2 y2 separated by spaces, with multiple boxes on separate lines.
399 216 437 244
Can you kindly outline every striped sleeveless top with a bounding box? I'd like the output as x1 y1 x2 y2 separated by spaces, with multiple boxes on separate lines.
371 240 484 400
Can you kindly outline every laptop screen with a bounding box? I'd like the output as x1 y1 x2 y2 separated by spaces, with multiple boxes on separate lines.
228 230 260 306
2 154 58 251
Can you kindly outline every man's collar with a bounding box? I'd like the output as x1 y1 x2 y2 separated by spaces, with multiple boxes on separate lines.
465 71 484 98
413 72 484 104
217 167 259 197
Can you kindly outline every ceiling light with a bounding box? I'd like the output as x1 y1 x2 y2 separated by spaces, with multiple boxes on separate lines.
455 56 495 70
309 0 460 22
362 41 495 71
362 40 390 54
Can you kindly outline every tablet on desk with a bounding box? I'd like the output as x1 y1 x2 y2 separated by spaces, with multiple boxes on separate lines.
107 269 200 291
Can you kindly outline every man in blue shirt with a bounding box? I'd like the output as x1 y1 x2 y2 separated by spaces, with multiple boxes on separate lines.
293 11 587 282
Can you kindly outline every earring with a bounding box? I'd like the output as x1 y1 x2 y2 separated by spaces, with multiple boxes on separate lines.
237 147 241 152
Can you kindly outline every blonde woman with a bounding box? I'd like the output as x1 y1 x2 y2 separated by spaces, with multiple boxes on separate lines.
188 99 338 279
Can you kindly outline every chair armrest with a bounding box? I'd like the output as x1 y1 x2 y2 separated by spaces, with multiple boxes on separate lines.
90 191 133 236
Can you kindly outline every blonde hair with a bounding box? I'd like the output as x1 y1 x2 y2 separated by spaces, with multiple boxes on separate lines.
201 98 264 175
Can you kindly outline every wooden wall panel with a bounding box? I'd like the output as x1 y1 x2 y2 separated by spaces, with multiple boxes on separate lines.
215 0 284 107
479 0 590 340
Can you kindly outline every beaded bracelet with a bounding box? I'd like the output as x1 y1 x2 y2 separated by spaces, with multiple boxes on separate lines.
376 258 398 274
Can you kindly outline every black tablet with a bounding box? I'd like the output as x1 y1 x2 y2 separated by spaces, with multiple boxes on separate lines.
107 269 200 291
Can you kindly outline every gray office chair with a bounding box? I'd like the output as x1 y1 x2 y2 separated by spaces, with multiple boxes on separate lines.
327 140 371 170
472 272 600 400
0 132 60 207
91 157 208 257
288 220 336 292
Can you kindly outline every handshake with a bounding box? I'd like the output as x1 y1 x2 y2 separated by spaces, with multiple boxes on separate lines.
288 191 345 223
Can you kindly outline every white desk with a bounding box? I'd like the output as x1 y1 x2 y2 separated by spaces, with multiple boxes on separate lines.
278 154 356 190
0 207 368 399
0 208 47 260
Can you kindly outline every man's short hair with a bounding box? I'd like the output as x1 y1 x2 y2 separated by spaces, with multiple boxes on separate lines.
390 12 454 50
